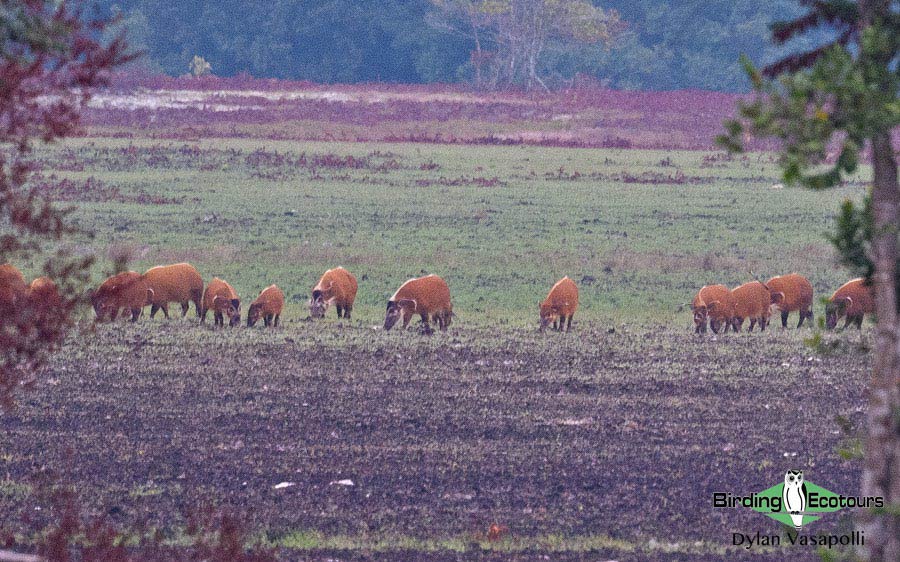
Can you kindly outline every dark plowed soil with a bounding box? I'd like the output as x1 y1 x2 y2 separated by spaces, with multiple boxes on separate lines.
0 321 870 561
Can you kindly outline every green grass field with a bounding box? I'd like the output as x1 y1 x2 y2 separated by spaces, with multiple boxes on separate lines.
33 138 866 327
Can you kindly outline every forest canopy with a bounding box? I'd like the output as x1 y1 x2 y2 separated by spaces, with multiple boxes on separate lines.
97 0 832 91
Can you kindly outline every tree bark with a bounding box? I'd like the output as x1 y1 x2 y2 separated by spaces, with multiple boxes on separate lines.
468 8 484 89
857 1 900 559
859 130 900 562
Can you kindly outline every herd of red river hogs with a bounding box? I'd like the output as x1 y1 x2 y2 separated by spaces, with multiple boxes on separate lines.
692 273 874 333
0 262 877 334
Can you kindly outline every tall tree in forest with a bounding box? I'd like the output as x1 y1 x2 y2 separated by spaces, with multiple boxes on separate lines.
427 0 495 88
0 1 130 409
429 0 622 90
718 1 899 559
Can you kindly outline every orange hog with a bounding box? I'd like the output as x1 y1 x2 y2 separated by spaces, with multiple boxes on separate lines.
28 276 59 301
27 277 64 333
90 272 153 322
826 278 875 330
383 274 452 333
0 264 27 329
142 263 204 319
247 285 284 328
28 276 62 311
539 276 579 332
309 267 358 320
201 277 241 327
0 263 27 307
691 284 734 334
766 273 814 328
730 281 773 332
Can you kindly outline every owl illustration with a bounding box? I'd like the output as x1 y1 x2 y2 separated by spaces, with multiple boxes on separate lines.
783 470 808 529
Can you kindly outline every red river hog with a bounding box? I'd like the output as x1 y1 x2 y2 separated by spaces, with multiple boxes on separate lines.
0 263 27 308
201 277 241 327
142 263 204 319
28 276 60 303
247 284 284 327
691 284 734 334
25 276 66 337
383 274 452 333
826 278 875 330
28 276 62 314
766 273 814 328
90 271 153 322
730 281 773 332
0 264 26 332
540 276 579 332
309 267 358 319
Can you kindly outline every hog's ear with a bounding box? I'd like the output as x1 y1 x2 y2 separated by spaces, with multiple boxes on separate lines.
706 300 720 312
231 298 240 310
836 296 853 311
771 291 785 304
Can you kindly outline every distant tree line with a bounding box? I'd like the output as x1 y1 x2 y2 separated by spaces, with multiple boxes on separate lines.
97 0 830 91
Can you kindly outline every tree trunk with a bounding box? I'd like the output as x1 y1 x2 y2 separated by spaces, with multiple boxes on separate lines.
470 11 483 89
859 130 900 561
857 1 900 560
